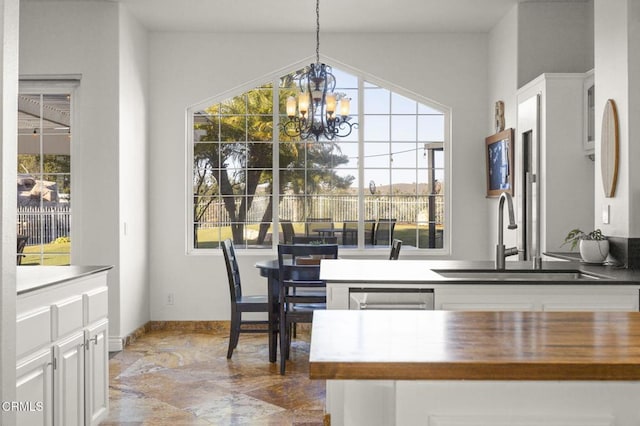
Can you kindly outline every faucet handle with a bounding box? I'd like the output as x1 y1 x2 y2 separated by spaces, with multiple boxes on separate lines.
505 246 519 256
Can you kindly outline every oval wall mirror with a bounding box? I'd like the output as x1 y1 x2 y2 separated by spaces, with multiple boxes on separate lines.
601 99 619 198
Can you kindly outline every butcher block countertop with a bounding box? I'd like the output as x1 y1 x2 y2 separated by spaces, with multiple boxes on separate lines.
309 310 640 381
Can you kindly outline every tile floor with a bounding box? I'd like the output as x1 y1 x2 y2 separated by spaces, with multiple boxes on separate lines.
103 328 325 425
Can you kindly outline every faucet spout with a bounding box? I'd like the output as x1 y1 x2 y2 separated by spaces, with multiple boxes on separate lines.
496 192 518 270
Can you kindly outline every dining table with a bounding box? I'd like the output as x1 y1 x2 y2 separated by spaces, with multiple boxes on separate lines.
255 259 280 363
312 227 358 244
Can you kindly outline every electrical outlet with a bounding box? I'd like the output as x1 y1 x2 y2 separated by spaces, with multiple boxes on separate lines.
602 204 610 224
166 293 174 305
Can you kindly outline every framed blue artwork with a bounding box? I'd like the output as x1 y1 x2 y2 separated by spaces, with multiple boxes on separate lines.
486 128 514 197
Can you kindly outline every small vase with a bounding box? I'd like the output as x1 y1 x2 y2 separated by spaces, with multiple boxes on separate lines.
579 239 609 263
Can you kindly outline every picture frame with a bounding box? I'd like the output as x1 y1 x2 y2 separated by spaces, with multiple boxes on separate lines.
485 128 514 197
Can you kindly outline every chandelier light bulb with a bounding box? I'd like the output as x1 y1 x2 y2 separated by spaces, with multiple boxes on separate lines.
339 97 351 117
325 94 337 116
298 92 310 117
286 96 297 118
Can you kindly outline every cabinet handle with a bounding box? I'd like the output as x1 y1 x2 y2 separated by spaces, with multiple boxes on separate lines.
86 336 99 349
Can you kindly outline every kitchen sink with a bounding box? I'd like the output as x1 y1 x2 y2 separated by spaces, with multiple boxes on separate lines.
432 269 610 281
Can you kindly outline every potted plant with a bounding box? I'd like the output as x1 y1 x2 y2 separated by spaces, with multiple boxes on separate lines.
563 228 609 263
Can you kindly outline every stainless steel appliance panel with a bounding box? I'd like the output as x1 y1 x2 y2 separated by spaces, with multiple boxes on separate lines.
349 288 434 310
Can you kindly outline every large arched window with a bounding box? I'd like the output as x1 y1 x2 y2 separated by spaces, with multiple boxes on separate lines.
189 65 448 252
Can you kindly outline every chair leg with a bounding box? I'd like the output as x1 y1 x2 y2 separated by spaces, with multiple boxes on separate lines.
280 318 288 375
227 311 240 359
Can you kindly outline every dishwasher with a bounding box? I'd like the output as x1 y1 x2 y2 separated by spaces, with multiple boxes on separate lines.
349 288 434 310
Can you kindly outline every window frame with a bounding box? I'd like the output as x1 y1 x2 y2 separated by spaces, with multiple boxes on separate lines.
186 60 451 255
18 78 79 265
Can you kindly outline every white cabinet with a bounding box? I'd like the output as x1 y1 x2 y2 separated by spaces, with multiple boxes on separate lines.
16 269 110 426
436 285 639 312
16 349 53 426
54 333 85 426
84 320 108 426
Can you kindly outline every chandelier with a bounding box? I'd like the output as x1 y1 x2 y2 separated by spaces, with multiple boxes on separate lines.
281 0 357 141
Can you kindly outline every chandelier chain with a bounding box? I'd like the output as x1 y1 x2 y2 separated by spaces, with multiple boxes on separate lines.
315 0 320 63
280 0 358 141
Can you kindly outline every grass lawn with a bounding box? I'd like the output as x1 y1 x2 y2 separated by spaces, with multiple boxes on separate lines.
21 242 71 266
196 223 443 249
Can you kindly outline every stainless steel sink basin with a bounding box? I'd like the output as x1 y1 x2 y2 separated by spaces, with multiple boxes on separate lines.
432 269 609 281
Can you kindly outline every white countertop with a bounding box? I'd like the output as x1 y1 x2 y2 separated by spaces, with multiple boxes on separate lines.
319 258 640 284
17 265 113 295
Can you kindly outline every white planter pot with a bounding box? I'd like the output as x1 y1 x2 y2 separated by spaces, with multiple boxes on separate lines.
579 239 609 263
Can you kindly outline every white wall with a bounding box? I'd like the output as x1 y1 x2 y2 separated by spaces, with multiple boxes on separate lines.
518 1 594 88
594 0 630 235
487 2 595 259
0 0 19 417
20 2 123 340
488 4 519 253
629 0 640 237
118 5 150 340
148 32 490 320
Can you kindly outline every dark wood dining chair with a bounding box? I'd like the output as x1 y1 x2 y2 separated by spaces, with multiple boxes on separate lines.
221 239 273 359
277 243 338 375
389 239 403 260
280 220 296 244
305 217 333 236
341 221 357 245
17 235 28 265
374 218 397 246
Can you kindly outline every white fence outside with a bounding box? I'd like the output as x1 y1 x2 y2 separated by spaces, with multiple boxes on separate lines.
17 205 71 245
197 195 444 226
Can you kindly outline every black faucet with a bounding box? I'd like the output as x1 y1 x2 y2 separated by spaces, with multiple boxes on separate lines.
496 192 518 270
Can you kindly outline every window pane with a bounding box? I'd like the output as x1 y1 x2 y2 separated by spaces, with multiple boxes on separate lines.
391 169 418 195
418 115 445 141
219 115 247 141
190 66 447 252
391 93 417 115
364 116 389 141
364 87 390 114
391 115 417 141
390 142 418 168
333 142 358 169
248 116 273 141
364 143 390 168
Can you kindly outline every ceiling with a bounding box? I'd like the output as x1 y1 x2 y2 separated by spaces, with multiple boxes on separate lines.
98 0 587 33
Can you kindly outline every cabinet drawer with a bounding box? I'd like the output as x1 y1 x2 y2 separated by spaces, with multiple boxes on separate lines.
17 307 51 358
52 296 84 340
84 287 108 325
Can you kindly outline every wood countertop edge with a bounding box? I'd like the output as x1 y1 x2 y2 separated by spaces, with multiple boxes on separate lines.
309 361 640 381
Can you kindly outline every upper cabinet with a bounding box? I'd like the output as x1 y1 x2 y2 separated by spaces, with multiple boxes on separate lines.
583 69 595 156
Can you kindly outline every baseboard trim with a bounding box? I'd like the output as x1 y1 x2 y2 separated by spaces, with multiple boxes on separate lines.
110 321 235 352
109 337 123 352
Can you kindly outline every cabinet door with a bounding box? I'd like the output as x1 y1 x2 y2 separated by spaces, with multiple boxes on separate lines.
53 332 85 426
85 319 108 426
16 349 53 426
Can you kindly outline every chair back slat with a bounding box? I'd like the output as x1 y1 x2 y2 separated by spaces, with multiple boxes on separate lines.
374 218 397 245
390 239 403 260
221 239 242 302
